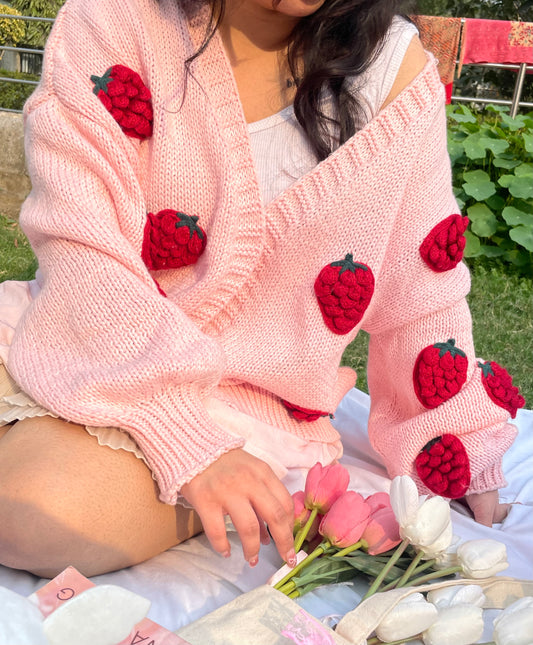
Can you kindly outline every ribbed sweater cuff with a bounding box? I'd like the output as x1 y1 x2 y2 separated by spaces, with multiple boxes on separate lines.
467 461 507 495
122 385 245 504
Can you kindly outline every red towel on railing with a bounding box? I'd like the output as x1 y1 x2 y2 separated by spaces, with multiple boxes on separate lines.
462 19 533 65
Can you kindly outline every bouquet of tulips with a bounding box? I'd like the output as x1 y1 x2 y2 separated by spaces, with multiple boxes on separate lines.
268 463 529 645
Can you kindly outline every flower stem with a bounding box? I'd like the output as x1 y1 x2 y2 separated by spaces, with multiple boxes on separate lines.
413 558 436 574
402 565 462 587
288 589 300 599
332 540 364 558
294 507 318 552
394 549 425 588
278 580 296 595
380 559 436 592
363 539 409 599
273 541 330 590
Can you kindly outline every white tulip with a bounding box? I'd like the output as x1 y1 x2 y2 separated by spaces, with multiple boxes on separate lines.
433 541 459 569
427 584 486 609
422 604 484 645
401 497 451 549
493 597 533 645
390 475 421 527
375 593 438 641
457 539 509 579
390 476 451 548
0 586 48 645
417 520 454 559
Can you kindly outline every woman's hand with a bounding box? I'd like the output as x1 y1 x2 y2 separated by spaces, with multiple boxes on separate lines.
464 490 511 527
180 448 296 567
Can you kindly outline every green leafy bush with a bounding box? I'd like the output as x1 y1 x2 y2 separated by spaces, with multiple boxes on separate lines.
0 69 38 110
9 0 64 48
0 5 26 48
447 104 533 274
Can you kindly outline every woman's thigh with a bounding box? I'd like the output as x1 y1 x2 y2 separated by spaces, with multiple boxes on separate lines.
0 415 202 577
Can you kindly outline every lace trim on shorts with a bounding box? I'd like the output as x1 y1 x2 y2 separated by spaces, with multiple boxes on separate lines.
0 359 148 464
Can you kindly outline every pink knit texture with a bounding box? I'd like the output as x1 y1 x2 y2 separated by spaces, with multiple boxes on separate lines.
7 0 517 503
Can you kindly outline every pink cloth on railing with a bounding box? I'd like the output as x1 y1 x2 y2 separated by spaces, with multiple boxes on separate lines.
462 19 533 65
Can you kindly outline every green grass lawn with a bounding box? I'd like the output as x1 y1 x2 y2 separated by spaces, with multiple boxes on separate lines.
0 214 38 282
1 213 531 406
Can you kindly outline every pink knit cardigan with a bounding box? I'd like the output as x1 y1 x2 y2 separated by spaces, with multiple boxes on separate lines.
8 0 518 504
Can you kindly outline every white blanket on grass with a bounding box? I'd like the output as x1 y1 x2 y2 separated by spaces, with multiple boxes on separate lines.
1 388 532 640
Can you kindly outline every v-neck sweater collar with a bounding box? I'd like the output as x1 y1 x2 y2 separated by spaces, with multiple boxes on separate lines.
179 0 443 335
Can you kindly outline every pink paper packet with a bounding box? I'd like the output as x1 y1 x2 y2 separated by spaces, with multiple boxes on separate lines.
29 565 191 645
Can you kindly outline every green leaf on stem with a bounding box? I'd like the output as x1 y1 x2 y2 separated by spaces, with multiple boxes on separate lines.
485 104 509 114
463 134 487 160
498 173 533 199
501 113 529 131
479 137 509 156
502 206 532 227
447 138 465 164
509 225 533 252
484 193 506 212
335 555 407 583
478 245 506 258
515 163 533 177
523 132 533 154
493 155 521 169
463 229 482 257
447 104 476 123
463 170 496 200
467 203 499 237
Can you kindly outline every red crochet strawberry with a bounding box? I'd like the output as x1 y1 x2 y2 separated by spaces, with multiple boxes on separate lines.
413 338 468 409
420 214 469 272
314 254 374 335
282 400 329 422
478 360 525 419
142 209 207 270
91 65 153 140
415 434 471 498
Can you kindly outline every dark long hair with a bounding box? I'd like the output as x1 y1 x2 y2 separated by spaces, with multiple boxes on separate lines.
183 0 417 160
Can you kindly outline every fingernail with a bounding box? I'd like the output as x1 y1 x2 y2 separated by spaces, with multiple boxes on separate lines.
221 550 231 559
248 555 259 568
286 549 297 568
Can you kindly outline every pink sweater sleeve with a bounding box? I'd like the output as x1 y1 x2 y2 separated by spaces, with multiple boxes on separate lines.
7 4 243 504
364 97 518 497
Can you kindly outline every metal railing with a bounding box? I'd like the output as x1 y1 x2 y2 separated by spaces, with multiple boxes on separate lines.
0 13 51 112
452 62 533 117
1 12 533 116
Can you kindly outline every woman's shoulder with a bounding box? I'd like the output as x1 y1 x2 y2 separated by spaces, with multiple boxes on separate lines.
380 32 427 110
345 17 425 121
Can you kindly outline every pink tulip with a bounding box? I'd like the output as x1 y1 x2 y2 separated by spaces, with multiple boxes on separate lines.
304 462 350 514
365 492 391 514
319 491 371 548
292 491 321 540
292 491 309 532
361 505 401 555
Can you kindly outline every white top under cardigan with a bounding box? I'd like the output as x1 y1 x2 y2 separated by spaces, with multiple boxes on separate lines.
249 17 419 204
